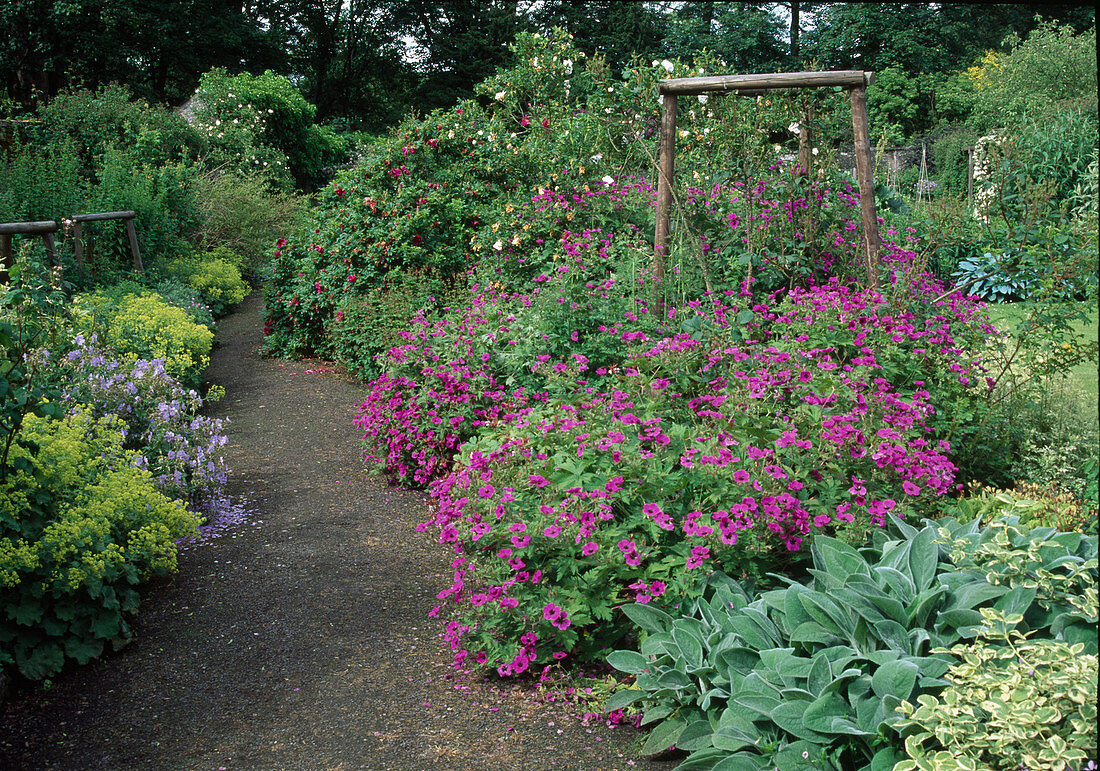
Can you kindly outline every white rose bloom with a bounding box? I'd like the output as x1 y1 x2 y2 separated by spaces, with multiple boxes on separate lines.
563 59 573 74
661 60 674 74
495 91 506 101
698 94 708 104
493 240 503 251
602 175 614 184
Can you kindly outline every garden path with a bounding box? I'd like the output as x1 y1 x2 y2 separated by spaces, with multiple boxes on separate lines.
0 294 671 771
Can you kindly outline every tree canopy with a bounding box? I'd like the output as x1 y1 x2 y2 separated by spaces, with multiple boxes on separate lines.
1 2 1095 136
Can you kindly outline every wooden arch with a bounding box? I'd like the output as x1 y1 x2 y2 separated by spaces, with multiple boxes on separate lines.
654 70 881 289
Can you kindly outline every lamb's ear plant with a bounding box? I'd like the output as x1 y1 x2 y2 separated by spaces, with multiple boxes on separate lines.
606 516 1098 771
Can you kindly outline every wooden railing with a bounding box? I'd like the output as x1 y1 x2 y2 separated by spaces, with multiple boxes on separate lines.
0 210 142 283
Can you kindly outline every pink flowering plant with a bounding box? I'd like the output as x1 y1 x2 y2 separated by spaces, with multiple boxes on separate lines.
421 280 962 677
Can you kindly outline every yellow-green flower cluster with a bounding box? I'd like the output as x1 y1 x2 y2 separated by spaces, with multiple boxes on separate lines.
1 412 199 679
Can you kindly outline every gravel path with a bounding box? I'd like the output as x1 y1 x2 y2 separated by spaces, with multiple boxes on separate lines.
0 294 673 771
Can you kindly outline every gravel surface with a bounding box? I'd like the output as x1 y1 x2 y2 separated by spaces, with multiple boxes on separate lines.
0 294 677 771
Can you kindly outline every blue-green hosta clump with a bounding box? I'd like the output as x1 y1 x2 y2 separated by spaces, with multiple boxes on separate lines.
606 516 1098 770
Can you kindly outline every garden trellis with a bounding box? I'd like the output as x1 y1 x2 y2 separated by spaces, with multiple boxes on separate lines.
654 70 882 288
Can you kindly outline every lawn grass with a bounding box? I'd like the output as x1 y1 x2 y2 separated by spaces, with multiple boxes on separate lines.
985 301 1099 421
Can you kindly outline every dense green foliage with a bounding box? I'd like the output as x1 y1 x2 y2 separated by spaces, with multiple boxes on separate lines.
607 515 1097 769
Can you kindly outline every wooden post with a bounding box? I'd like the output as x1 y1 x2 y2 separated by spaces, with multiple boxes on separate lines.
654 91 678 280
73 220 84 273
797 104 813 175
967 146 975 209
42 232 58 268
124 216 143 273
0 221 61 284
849 85 880 290
0 235 11 284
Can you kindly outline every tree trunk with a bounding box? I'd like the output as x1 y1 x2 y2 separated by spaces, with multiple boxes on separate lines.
790 1 801 59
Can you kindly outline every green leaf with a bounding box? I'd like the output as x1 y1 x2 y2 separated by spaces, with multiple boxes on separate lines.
790 621 842 647
657 668 693 689
732 691 781 717
677 719 716 751
908 527 940 593
803 691 869 736
769 700 832 742
947 578 1009 611
17 640 65 680
993 585 1037 619
64 634 104 664
673 625 705 669
604 688 647 712
798 593 853 637
871 659 920 701
871 746 905 771
814 536 871 582
783 585 815 633
9 599 44 626
607 649 649 674
905 586 948 628
642 715 686 756
642 704 674 725
622 602 674 634
872 566 916 604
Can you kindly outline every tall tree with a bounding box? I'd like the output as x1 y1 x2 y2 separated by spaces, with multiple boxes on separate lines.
391 0 526 111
